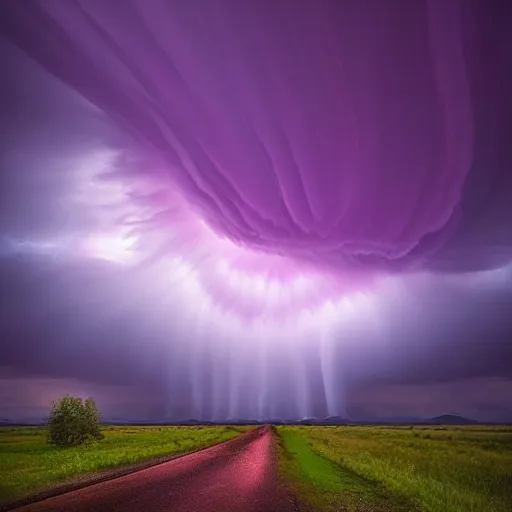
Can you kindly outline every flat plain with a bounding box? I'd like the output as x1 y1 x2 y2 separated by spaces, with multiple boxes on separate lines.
0 425 248 502
2 424 511 511
277 425 512 512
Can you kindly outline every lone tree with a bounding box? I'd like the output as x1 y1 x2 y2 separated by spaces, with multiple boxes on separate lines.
47 395 104 447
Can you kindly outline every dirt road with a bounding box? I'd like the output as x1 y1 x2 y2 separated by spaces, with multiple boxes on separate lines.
12 426 295 512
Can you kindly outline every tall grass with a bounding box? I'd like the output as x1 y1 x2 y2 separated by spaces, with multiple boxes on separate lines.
277 428 417 512
278 426 512 512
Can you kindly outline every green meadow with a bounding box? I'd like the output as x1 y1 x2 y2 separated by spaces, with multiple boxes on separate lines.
0 425 247 502
277 425 512 512
2 424 511 511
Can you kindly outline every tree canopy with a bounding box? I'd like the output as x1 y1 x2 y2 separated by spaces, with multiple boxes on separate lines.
47 395 103 447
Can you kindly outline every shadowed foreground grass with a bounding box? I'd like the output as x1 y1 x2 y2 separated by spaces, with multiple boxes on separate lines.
0 425 249 502
277 426 512 512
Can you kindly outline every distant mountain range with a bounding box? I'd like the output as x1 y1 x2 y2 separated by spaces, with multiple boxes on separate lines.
99 413 481 426
0 413 492 427
428 414 479 425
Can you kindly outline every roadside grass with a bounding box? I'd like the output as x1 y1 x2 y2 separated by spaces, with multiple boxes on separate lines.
277 428 417 511
277 426 512 512
0 425 249 502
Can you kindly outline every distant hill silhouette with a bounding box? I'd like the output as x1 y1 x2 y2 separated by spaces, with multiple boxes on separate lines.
428 414 479 425
297 416 349 425
99 415 481 426
5 413 487 427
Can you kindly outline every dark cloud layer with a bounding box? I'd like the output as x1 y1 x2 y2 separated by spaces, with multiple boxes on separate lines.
0 258 170 389
1 1 511 274
346 377 512 423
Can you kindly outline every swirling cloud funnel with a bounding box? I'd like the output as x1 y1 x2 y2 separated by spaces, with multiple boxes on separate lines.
4 0 510 275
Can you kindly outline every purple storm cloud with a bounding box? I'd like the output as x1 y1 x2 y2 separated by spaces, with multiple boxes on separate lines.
0 1 511 422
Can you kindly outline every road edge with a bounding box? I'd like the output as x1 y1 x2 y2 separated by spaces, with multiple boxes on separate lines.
0 426 260 512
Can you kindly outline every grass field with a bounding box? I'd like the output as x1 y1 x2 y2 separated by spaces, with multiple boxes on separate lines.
3 424 511 510
277 425 512 512
0 425 248 502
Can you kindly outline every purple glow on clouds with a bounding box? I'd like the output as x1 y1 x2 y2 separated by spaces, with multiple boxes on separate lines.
0 1 476 272
1 1 512 421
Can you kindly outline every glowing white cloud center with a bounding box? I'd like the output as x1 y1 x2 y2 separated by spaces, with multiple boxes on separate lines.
3 145 382 343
